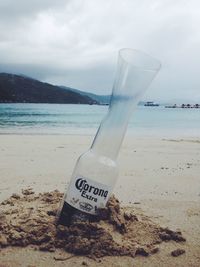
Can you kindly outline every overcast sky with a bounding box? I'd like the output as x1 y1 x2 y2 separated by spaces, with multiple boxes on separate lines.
0 0 200 103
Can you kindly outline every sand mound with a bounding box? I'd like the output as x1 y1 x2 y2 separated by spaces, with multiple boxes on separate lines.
0 189 186 258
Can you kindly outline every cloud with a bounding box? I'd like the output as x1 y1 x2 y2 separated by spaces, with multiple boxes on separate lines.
0 0 200 101
0 0 67 21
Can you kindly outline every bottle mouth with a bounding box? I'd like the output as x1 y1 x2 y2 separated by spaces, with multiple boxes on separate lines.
119 48 161 72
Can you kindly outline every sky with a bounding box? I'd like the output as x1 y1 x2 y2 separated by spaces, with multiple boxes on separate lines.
0 0 200 103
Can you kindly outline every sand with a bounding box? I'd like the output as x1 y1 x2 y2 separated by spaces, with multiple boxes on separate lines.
0 189 186 258
0 134 200 266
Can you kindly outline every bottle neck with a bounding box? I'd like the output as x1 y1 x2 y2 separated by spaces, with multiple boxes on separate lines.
91 101 135 160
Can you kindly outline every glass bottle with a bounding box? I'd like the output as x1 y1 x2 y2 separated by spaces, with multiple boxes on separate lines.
57 48 161 226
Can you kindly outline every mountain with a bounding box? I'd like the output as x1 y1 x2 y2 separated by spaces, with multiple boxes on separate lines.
61 87 149 106
0 73 98 104
0 73 156 106
60 86 111 105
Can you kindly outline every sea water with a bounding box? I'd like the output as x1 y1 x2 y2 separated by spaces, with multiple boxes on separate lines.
0 103 199 138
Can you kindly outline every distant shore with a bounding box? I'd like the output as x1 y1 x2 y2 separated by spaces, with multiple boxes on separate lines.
165 103 200 108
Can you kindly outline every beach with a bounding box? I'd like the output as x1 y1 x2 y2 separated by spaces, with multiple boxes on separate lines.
0 134 199 266
1 0 200 265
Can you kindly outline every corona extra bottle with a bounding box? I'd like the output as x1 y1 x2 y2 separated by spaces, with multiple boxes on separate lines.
57 48 161 226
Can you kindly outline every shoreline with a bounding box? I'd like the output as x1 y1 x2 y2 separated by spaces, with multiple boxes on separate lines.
0 130 200 139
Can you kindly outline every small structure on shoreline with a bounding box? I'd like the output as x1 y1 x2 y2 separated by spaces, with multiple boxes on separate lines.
165 103 200 109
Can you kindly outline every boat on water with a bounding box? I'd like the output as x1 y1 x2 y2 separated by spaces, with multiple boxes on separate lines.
165 104 177 108
144 101 159 107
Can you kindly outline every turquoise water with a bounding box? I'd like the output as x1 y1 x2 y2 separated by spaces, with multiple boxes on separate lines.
0 103 199 137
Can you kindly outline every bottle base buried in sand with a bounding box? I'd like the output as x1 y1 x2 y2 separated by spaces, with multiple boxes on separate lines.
57 173 113 226
57 200 94 226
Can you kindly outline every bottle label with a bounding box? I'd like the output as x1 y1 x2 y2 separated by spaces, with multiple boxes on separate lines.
65 176 112 215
